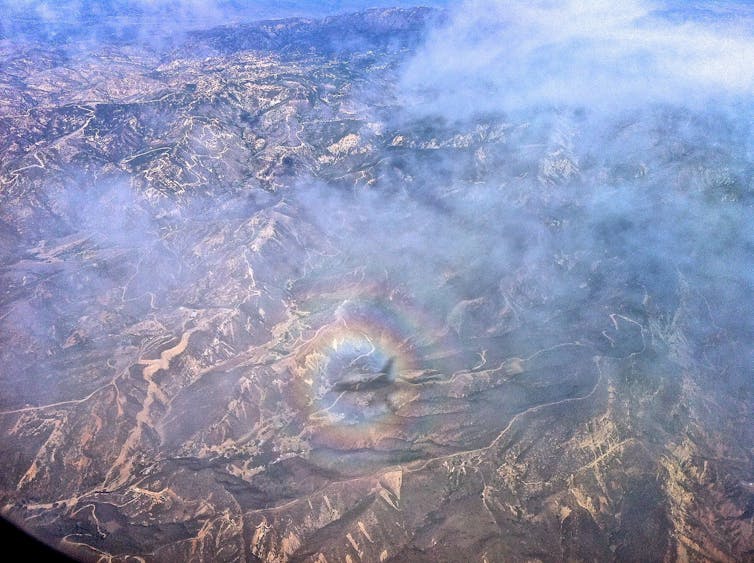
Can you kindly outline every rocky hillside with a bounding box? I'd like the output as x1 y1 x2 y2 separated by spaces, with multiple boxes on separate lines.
0 7 752 562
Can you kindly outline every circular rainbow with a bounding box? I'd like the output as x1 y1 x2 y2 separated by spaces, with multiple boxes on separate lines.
285 281 457 452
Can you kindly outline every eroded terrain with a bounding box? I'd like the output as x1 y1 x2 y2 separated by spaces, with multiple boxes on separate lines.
0 8 752 562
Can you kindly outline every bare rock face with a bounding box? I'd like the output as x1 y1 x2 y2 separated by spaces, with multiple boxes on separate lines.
0 6 752 563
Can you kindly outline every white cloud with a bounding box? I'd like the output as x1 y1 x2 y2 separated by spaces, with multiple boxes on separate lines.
399 0 754 117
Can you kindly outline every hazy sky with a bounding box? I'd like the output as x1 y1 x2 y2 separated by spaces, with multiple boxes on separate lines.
0 1 449 27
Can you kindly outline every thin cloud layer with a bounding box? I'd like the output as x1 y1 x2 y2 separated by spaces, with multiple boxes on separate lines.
399 0 754 116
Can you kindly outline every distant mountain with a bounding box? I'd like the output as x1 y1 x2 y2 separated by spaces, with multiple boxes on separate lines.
0 1 447 44
0 6 752 562
188 7 440 56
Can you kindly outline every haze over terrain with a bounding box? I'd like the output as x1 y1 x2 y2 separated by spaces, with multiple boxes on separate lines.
0 1 752 561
